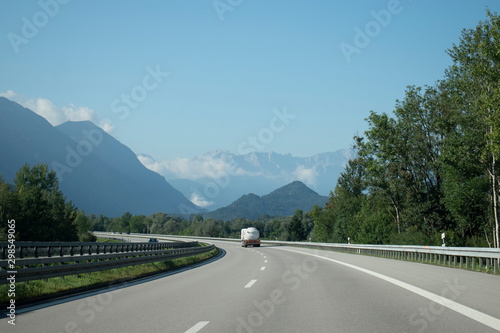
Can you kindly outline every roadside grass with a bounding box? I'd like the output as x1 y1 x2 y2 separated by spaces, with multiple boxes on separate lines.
96 238 123 243
0 247 219 305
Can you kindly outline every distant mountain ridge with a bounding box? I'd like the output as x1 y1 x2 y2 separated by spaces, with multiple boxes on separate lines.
203 181 329 220
0 97 200 217
139 149 349 210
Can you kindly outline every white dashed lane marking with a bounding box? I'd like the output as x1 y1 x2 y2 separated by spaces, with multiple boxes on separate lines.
245 279 257 288
184 321 209 333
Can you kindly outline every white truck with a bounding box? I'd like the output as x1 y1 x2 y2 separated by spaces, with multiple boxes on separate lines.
241 227 261 247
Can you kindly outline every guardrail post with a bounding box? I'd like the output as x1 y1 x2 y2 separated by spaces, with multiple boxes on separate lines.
486 258 490 271
47 246 51 257
466 257 470 270
59 246 63 257
479 257 483 269
472 257 476 270
495 259 498 274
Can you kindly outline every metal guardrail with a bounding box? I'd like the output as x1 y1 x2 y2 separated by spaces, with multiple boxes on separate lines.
0 240 214 284
0 240 197 260
276 241 500 273
155 234 500 273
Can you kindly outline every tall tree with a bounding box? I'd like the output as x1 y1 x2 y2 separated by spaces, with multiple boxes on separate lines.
287 209 307 241
445 10 500 247
314 156 367 243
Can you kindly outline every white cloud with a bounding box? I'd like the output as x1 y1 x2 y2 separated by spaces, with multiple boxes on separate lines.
0 90 16 99
0 90 113 134
292 165 318 187
99 119 115 134
61 104 94 123
24 97 69 125
189 192 214 208
137 154 168 175
138 153 249 180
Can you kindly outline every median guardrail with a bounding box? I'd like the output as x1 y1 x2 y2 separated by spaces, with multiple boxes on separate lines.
0 239 214 284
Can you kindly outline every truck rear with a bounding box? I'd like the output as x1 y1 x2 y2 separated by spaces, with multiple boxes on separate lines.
241 227 260 247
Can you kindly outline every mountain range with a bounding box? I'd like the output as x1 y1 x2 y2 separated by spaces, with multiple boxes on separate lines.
138 149 349 210
203 181 329 220
0 97 200 217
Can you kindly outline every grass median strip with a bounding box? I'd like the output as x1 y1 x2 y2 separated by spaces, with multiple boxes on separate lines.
0 247 219 305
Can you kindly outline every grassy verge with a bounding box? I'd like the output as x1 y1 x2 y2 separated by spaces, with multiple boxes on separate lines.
96 237 126 243
0 247 219 305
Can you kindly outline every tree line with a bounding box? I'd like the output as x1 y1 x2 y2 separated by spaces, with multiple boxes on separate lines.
87 209 314 242
313 10 500 247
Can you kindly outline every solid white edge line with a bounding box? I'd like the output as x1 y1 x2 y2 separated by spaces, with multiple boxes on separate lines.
277 247 500 331
184 321 210 333
245 279 257 288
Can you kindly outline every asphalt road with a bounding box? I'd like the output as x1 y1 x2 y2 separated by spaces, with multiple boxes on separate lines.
2 239 500 332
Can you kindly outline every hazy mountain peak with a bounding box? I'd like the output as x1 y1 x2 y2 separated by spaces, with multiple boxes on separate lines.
203 180 328 220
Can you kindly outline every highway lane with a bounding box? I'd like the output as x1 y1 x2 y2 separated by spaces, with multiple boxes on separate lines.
1 239 499 332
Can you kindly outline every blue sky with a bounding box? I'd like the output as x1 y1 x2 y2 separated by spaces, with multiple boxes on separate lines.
1 0 499 161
